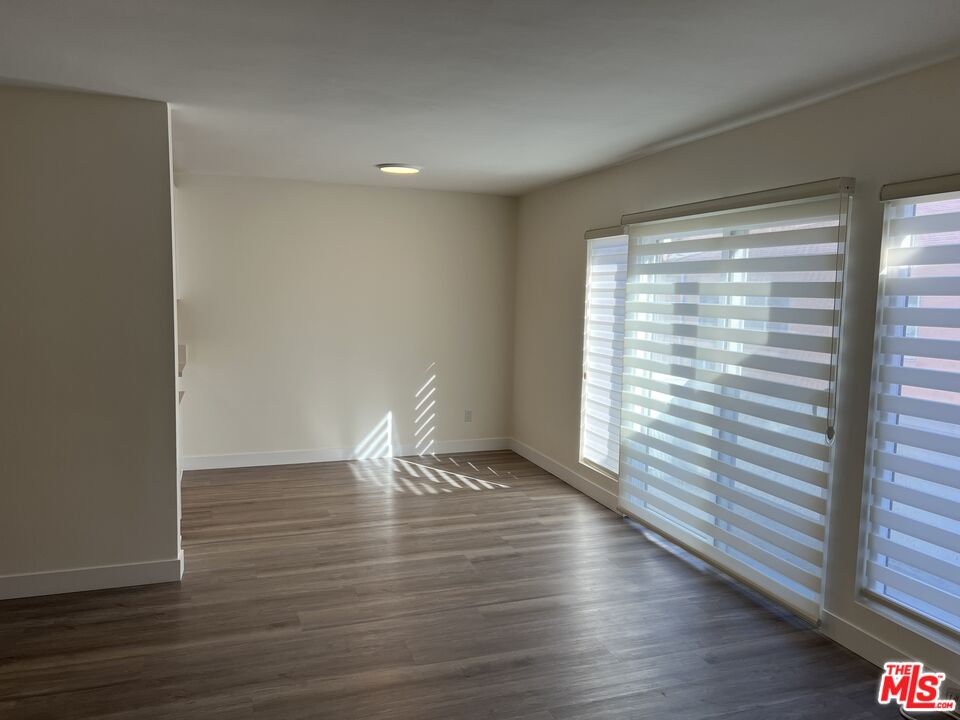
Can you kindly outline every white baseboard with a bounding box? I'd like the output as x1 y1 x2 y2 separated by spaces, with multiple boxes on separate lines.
0 551 184 601
820 610 958 683
183 437 511 471
820 610 898 671
509 438 618 511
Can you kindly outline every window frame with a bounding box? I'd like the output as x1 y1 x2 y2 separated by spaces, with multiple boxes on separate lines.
858 182 960 643
579 229 628 480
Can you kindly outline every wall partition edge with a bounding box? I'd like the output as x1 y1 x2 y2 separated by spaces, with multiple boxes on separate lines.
616 177 855 627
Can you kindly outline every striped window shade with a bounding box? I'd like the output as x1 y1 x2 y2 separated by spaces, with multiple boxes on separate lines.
580 229 628 476
863 175 960 635
617 179 853 622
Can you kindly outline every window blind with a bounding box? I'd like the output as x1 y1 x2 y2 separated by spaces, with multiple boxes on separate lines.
863 180 960 635
617 180 852 622
581 229 628 475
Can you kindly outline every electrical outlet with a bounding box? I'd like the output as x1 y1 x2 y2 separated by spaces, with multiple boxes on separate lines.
464 409 473 423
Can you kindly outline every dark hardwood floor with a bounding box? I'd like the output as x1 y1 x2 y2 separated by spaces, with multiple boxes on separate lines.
0 450 891 718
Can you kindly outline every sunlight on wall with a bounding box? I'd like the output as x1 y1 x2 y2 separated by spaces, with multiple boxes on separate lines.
353 412 393 460
414 363 437 457
346 366 513 496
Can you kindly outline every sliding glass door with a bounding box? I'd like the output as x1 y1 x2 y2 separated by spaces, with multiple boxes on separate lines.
617 181 852 621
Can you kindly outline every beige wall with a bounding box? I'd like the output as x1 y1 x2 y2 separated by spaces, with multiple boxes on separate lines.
0 86 179 590
175 175 516 465
512 58 960 677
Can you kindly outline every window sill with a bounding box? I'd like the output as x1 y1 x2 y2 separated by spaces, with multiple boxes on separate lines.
579 457 619 484
857 589 960 656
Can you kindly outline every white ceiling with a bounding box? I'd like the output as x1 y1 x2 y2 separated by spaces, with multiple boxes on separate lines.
2 1 960 195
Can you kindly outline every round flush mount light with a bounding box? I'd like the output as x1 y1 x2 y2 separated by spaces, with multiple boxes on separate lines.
376 163 422 175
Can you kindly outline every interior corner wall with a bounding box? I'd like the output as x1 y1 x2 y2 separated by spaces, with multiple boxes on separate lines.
174 175 517 467
512 56 960 679
0 85 180 598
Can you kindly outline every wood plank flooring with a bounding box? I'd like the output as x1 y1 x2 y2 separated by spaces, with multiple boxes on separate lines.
0 450 891 718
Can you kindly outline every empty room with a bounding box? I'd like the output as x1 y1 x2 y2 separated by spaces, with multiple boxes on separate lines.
2 1 960 717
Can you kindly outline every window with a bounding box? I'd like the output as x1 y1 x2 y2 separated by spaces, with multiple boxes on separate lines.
616 179 852 622
862 175 960 636
580 229 628 476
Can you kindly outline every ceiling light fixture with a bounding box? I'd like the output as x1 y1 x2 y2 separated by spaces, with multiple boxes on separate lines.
376 163 421 175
